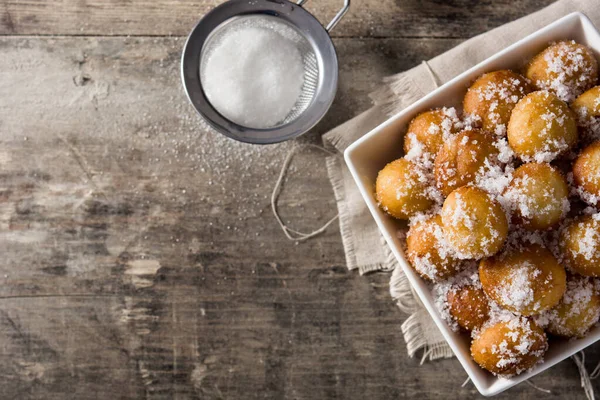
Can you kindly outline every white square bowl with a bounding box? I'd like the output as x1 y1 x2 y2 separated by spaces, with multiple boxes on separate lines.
344 12 600 397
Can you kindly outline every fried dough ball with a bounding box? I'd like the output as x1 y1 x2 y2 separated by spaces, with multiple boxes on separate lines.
572 85 600 142
560 214 600 277
479 243 567 315
441 186 508 259
507 91 578 162
525 40 598 103
463 70 531 136
403 108 461 156
573 85 600 117
406 215 462 282
375 158 433 219
434 129 500 196
545 276 600 338
447 285 490 331
503 163 569 230
573 141 600 204
471 317 547 376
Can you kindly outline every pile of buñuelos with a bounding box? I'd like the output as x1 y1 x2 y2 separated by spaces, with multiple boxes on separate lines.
375 40 600 377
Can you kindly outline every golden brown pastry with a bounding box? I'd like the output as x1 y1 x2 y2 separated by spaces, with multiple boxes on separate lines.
526 40 598 103
387 39 600 378
447 285 490 331
471 317 547 376
572 85 600 142
406 215 461 282
573 141 600 204
441 186 508 259
503 163 569 230
507 91 578 162
560 214 600 277
479 243 566 315
463 70 531 136
375 158 434 219
403 108 461 156
434 129 500 197
545 276 600 338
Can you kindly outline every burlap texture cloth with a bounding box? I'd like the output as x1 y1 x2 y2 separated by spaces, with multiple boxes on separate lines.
322 0 600 390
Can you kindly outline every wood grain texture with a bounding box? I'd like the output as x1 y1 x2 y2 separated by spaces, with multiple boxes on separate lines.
0 0 599 398
0 0 555 38
0 34 597 399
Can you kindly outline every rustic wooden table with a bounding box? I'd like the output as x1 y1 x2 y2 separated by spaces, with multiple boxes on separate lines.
0 0 597 399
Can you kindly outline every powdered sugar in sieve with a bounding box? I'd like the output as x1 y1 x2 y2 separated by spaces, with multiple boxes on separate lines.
200 15 319 129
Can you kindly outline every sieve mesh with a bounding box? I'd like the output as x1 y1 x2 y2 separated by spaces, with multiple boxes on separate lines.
200 15 319 128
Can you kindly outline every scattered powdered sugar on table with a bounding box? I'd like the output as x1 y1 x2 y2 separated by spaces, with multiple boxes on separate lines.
158 102 294 180
201 21 305 128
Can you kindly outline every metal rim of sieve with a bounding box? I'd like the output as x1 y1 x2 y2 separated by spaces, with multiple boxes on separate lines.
181 0 350 144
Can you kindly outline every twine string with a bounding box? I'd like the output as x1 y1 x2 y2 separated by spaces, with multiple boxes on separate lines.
590 359 600 379
573 351 595 400
525 380 551 394
271 142 339 241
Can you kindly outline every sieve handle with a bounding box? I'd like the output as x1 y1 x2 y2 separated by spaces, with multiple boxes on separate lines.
296 0 350 32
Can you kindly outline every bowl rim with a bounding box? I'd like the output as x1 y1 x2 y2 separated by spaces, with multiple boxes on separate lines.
344 11 600 396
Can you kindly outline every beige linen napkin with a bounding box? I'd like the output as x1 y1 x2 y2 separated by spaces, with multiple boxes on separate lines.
324 0 600 363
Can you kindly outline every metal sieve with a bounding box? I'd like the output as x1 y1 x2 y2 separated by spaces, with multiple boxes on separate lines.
181 0 350 144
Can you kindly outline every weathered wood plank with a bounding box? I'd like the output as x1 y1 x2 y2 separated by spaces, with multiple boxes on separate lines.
0 296 145 399
0 34 457 295
0 0 555 38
